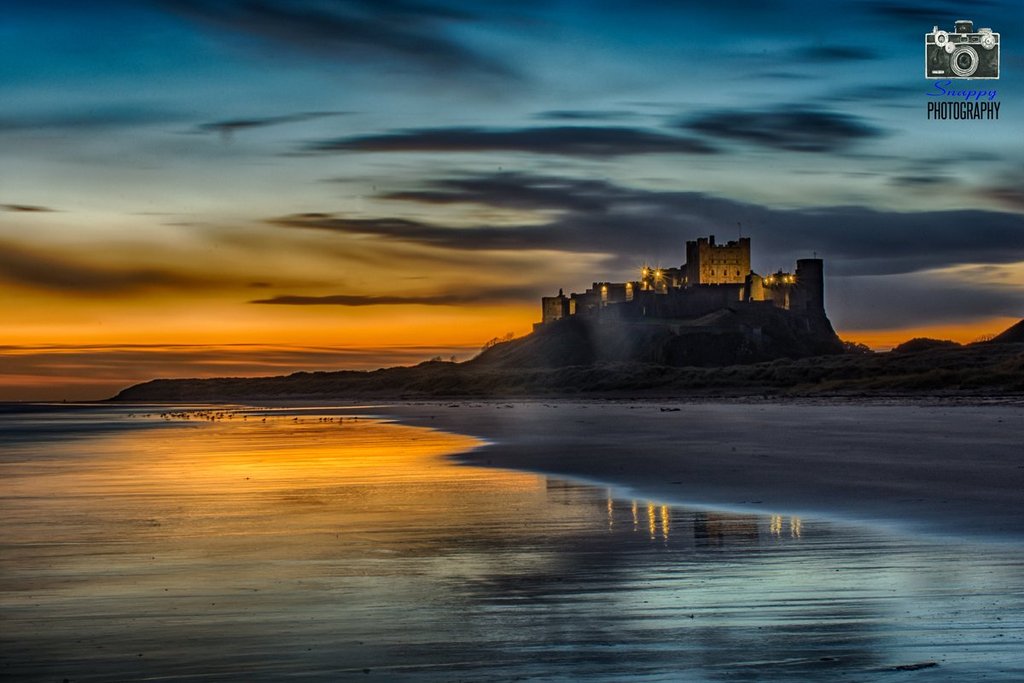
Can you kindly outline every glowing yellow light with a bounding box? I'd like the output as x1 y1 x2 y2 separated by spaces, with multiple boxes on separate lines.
647 502 656 540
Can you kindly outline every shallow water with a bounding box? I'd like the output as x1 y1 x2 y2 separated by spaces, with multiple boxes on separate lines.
1 405 1022 681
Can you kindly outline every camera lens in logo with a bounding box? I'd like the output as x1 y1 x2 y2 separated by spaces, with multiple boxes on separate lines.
951 45 979 77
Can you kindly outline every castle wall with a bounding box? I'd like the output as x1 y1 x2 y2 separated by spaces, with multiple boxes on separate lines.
768 284 791 309
640 268 683 292
592 281 634 306
571 291 601 318
627 284 744 319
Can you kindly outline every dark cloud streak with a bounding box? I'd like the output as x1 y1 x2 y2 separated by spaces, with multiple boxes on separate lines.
833 275 1024 329
195 111 348 138
2 204 56 212
533 110 637 121
0 240 214 294
683 107 883 152
276 172 1024 277
0 106 185 133
251 287 540 306
161 0 516 81
795 45 878 62
305 126 717 157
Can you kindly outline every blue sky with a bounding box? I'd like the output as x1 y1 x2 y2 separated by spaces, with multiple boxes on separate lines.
1 0 1023 397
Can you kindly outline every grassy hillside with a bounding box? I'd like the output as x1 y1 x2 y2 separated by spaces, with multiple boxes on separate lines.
112 339 1024 401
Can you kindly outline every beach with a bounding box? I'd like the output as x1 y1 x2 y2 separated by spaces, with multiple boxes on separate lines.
2 401 1023 681
376 399 1024 541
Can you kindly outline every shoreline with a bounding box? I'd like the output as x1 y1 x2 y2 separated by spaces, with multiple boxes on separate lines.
357 399 1024 543
25 398 1023 543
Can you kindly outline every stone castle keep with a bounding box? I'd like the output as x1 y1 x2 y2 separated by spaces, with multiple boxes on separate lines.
540 235 825 326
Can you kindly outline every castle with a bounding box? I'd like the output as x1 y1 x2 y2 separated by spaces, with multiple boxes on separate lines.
540 235 825 325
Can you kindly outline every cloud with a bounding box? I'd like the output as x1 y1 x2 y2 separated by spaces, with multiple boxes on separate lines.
0 240 213 294
683 107 883 152
888 175 951 187
274 172 1024 279
860 1 995 23
794 45 878 62
533 110 637 121
832 273 1024 329
378 173 628 212
251 286 540 306
978 175 1024 212
194 111 348 139
0 106 184 133
161 0 515 81
304 126 717 157
2 204 56 212
267 170 1024 331
752 71 817 81
270 213 560 251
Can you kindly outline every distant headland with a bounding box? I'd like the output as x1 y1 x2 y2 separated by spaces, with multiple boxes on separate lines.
111 234 1024 402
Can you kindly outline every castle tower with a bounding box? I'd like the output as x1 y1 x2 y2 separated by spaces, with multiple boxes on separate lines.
685 235 751 285
744 272 765 302
791 259 824 314
541 288 570 324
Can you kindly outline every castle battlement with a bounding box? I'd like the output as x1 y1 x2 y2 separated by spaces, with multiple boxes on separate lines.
540 236 824 325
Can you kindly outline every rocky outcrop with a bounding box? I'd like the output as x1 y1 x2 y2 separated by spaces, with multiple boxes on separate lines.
469 305 843 370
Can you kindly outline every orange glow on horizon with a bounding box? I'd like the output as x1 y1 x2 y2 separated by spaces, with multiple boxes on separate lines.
838 316 1018 350
0 300 539 400
2 294 538 348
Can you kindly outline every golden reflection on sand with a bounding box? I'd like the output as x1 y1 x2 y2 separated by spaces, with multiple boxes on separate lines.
0 415 557 568
7 415 535 495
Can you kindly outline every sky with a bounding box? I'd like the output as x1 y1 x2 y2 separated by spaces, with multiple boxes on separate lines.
2 0 1023 400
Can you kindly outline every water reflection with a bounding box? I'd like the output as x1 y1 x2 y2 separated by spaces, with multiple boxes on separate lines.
1 406 1023 682
770 513 803 539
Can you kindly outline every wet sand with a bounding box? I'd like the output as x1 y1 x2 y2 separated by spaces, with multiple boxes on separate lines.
374 400 1024 540
3 403 1024 681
